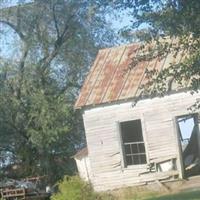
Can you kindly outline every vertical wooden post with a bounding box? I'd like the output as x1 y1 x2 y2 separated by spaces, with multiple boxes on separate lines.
194 114 200 159
116 121 126 169
173 117 185 179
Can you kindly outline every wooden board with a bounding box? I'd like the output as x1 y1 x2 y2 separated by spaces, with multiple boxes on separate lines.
1 188 25 199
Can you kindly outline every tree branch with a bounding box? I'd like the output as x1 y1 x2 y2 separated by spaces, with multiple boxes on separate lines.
52 3 60 38
0 20 25 41
58 81 81 96
39 13 76 72
17 43 29 99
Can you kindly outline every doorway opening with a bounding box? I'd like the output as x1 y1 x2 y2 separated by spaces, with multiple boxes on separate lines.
176 114 200 177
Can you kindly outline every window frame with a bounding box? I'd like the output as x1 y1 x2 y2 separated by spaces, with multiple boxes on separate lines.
116 119 148 168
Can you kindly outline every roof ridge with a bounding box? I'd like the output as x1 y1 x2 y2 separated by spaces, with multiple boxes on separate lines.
99 42 140 52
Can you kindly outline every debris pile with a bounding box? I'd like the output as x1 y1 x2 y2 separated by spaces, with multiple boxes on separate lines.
0 177 50 200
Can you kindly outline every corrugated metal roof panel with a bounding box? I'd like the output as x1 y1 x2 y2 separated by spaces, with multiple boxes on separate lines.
74 50 109 108
135 56 165 97
87 46 125 105
107 45 138 102
75 43 181 109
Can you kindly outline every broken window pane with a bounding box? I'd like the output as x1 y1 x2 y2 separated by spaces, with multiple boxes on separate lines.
176 114 200 177
178 116 195 151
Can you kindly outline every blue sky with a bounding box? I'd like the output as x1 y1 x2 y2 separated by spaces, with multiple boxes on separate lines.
0 0 33 59
109 10 132 30
0 0 32 8
0 25 21 60
0 0 132 29
0 1 133 59
179 118 194 139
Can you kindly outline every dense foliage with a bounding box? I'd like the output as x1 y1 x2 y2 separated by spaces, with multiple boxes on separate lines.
51 176 114 200
114 0 200 106
0 0 118 182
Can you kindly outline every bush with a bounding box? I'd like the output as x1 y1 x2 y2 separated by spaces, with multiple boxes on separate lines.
51 176 114 200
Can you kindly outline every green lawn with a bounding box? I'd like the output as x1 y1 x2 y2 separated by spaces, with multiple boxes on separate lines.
105 187 200 200
146 190 200 200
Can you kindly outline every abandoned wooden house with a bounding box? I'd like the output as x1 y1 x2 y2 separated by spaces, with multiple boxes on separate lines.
74 43 200 191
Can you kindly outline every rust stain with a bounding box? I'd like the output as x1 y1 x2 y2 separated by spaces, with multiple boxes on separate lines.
93 46 125 105
75 49 108 108
86 49 112 106
135 56 160 97
75 42 181 109
100 46 127 103
119 58 147 99
107 45 139 102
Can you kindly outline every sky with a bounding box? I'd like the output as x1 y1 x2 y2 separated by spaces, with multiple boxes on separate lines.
109 9 132 30
0 25 21 60
0 1 133 60
0 0 32 8
0 0 33 60
0 0 132 29
179 118 194 140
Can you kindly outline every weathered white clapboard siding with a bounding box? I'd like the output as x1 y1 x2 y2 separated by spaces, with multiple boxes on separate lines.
75 156 92 182
83 91 200 191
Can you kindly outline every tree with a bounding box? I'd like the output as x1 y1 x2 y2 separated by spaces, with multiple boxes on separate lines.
112 0 200 108
0 0 118 182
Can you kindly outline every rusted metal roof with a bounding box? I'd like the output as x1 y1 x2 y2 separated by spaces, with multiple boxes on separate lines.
75 43 181 109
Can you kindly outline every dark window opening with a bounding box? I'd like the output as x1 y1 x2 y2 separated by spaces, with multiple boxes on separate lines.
120 120 147 166
176 114 200 177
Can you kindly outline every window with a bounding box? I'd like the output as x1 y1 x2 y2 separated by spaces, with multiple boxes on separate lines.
176 114 200 174
120 120 147 166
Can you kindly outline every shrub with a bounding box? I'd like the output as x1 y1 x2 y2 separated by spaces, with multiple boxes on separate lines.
51 176 114 200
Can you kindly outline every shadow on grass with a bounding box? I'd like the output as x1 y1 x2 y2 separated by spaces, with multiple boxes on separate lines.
146 190 200 200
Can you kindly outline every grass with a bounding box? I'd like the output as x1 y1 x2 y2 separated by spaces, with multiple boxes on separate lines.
109 187 200 200
145 190 200 200
52 176 200 200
